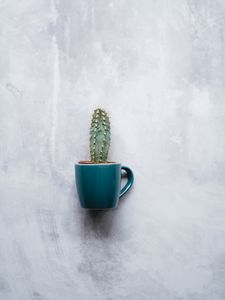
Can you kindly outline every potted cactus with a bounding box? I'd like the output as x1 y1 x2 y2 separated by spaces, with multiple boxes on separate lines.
75 108 134 209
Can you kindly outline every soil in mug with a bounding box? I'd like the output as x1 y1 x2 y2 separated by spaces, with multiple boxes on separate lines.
78 161 116 164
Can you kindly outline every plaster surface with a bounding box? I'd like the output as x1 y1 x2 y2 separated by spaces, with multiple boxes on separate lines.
1 1 225 299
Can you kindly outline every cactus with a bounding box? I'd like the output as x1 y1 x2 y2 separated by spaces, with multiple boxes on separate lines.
90 108 111 163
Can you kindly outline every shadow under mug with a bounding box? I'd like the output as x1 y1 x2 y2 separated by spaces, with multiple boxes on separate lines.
75 163 134 209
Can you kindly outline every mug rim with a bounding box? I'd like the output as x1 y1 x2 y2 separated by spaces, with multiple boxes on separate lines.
75 162 121 166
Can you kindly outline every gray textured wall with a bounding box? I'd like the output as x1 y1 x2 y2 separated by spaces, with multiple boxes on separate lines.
1 0 225 299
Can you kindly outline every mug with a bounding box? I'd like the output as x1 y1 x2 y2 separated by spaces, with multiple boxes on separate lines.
75 163 134 209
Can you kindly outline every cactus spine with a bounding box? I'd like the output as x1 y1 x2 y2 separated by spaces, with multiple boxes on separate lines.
90 108 111 163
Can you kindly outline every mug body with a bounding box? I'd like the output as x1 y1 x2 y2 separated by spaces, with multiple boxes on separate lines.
75 163 121 209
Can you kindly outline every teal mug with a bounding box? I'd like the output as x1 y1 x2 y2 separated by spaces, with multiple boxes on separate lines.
75 163 134 209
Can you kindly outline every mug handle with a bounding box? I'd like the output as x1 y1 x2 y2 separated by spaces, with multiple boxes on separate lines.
119 166 134 199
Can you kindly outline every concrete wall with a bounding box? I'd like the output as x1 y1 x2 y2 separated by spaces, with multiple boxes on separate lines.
1 1 225 299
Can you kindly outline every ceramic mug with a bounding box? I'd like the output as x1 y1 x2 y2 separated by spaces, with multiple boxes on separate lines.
75 163 134 209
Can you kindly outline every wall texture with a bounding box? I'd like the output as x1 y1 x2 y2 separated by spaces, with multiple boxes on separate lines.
1 0 225 299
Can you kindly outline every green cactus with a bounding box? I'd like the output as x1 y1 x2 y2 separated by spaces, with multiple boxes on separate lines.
90 108 111 163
